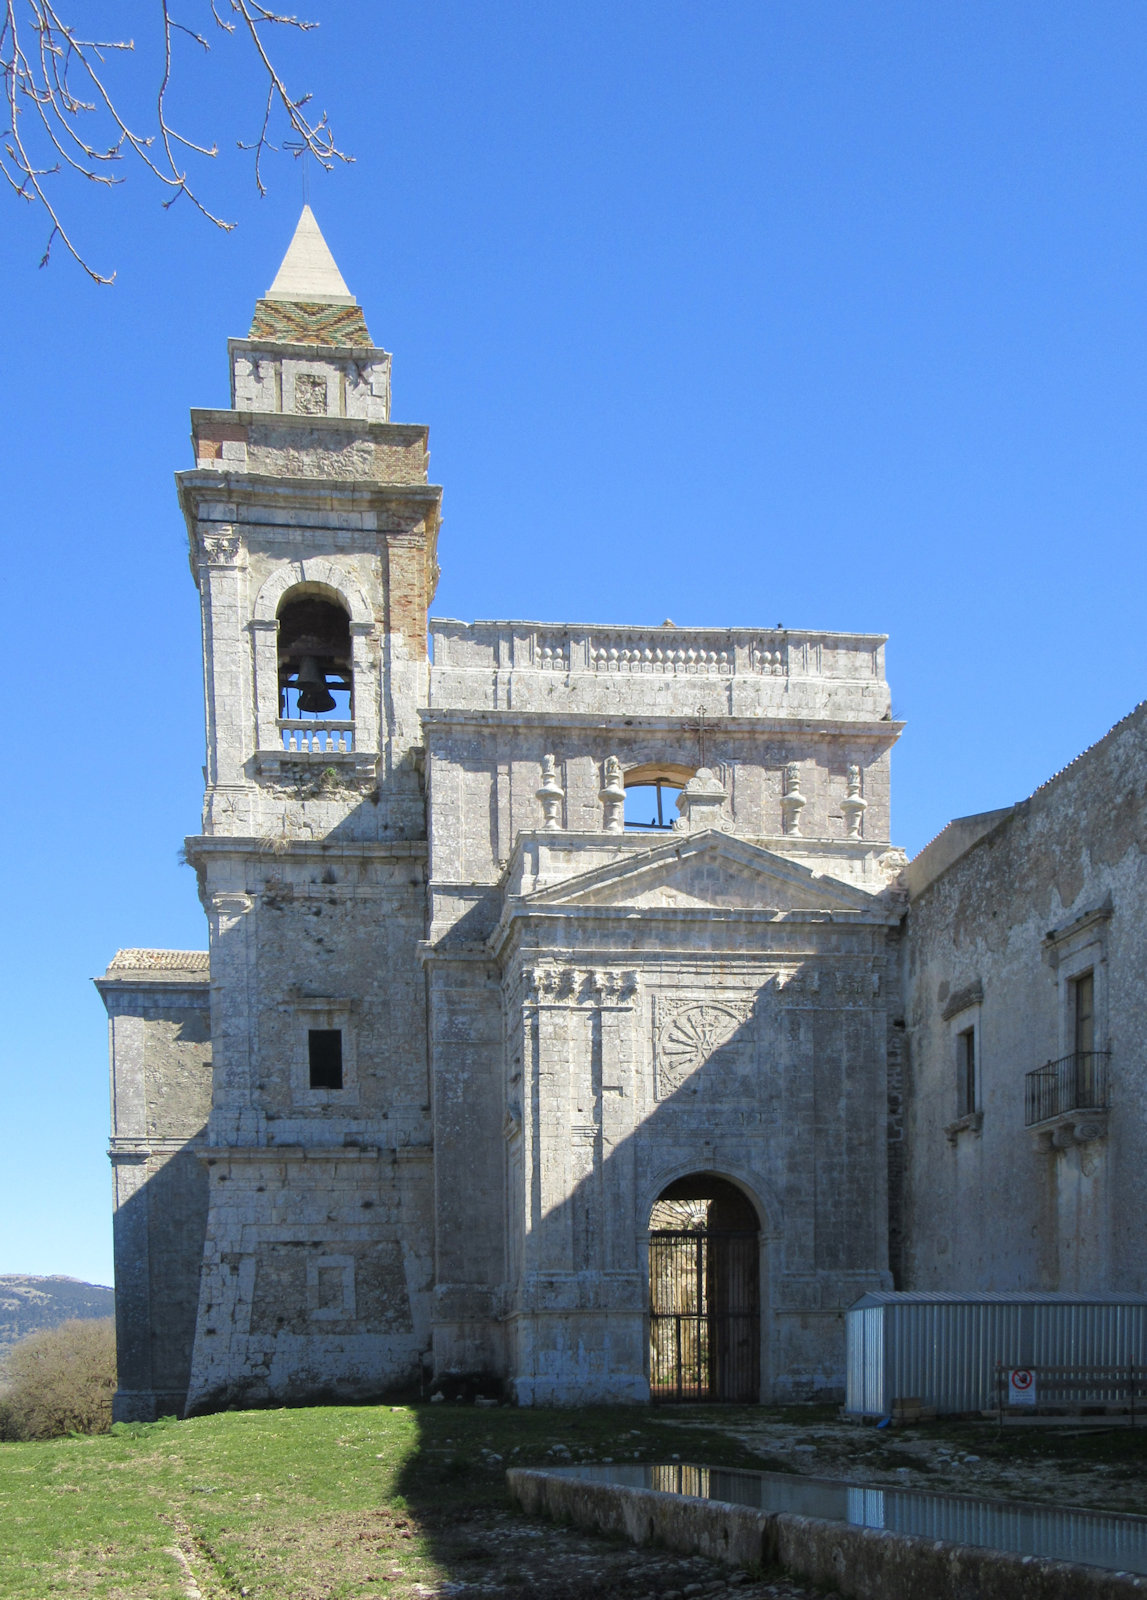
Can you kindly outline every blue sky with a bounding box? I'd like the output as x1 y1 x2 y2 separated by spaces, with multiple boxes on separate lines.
2 2 1145 1284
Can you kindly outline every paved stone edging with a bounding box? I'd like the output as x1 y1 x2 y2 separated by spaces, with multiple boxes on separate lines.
506 1468 1147 1600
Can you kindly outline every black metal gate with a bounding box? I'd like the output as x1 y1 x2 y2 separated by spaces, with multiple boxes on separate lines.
649 1229 759 1402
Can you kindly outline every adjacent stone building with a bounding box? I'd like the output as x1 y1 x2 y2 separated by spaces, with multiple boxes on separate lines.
97 209 1146 1420
900 701 1147 1299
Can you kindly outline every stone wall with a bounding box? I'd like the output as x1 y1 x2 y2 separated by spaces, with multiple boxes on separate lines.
94 952 212 1421
102 226 920 1413
902 701 1147 1295
422 620 906 1401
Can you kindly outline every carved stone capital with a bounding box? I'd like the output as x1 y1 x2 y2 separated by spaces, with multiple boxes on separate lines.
591 968 638 1004
199 525 244 567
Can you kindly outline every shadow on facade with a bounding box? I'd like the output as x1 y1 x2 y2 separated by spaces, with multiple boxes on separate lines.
484 963 890 1408
112 1127 210 1421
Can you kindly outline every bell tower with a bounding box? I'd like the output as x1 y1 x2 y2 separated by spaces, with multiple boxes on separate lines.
179 204 441 843
176 210 441 1413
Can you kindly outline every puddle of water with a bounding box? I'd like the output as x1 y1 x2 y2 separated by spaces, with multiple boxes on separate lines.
548 1463 1147 1576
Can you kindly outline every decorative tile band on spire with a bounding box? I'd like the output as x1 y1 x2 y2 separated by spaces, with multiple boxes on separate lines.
248 298 373 348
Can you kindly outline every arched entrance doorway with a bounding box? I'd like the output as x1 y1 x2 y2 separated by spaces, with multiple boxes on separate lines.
648 1175 760 1403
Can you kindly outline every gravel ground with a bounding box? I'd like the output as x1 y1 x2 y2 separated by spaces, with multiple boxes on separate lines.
415 1507 815 1599
653 1410 1147 1515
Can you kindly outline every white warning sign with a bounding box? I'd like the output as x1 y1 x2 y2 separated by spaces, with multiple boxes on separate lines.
1008 1368 1037 1407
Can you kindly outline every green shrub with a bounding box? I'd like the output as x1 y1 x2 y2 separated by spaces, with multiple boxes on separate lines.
0 1317 116 1440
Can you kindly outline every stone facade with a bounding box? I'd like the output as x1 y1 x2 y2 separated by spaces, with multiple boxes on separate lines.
96 211 910 1418
94 951 212 1419
901 701 1147 1297
98 210 1146 1421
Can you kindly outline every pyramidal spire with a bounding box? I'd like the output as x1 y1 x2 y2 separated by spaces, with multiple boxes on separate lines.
249 206 373 348
266 205 355 306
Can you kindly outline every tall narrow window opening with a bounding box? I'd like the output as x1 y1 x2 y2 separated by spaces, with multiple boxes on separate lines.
956 1027 976 1118
1072 970 1095 1057
308 1028 343 1090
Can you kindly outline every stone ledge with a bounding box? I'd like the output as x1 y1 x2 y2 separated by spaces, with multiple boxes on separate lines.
507 1468 1147 1599
198 1145 384 1163
945 1110 984 1144
1031 1109 1109 1150
422 706 904 738
184 836 429 859
941 980 983 1021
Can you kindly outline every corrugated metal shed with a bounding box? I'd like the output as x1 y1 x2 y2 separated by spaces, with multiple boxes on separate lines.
845 1291 1147 1416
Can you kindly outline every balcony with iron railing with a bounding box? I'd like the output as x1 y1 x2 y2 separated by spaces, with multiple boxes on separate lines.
1025 1051 1110 1130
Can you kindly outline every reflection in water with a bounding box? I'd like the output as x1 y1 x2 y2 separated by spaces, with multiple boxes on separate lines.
550 1463 1147 1576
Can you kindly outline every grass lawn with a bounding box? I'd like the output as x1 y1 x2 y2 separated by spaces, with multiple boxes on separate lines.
7 1401 1147 1598
0 1402 778 1599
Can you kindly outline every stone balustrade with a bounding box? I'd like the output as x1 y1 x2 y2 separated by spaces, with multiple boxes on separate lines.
434 620 885 682
279 720 355 754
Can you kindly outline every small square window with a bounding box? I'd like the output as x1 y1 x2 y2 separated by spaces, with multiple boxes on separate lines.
956 1027 976 1118
308 1028 343 1090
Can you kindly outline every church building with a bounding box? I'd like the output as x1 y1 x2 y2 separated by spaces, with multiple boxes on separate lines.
97 211 1147 1420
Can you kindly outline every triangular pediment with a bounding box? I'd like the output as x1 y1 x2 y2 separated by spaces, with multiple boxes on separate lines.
521 831 880 915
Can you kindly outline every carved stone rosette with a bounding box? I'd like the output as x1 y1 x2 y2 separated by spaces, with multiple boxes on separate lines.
654 995 754 1099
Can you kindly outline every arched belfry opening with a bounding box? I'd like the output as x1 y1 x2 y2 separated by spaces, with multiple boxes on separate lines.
623 762 695 832
277 592 352 719
649 1175 760 1403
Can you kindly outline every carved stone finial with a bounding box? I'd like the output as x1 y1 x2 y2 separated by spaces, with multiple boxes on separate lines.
841 762 868 840
599 755 626 834
674 767 730 834
781 762 806 837
536 754 564 833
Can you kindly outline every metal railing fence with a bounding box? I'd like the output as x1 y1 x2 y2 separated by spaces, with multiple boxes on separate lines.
1024 1051 1109 1127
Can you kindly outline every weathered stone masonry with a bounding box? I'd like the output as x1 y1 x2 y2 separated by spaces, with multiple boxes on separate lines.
98 209 1147 1420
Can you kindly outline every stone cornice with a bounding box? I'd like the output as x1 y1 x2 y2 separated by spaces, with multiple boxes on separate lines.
420 708 904 738
183 835 428 862
177 470 443 520
95 975 210 999
198 1144 388 1163
228 335 379 360
190 406 428 446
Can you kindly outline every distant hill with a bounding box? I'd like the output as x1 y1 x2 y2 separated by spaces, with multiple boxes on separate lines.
0 1276 115 1356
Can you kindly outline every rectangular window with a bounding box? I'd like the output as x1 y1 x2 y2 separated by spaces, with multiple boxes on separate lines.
956 1027 976 1117
308 1028 343 1090
1072 970 1095 1057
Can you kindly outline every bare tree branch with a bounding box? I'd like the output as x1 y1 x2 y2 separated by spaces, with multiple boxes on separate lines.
0 1 351 283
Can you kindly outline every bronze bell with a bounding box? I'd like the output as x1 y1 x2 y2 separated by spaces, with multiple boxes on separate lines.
295 656 336 715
